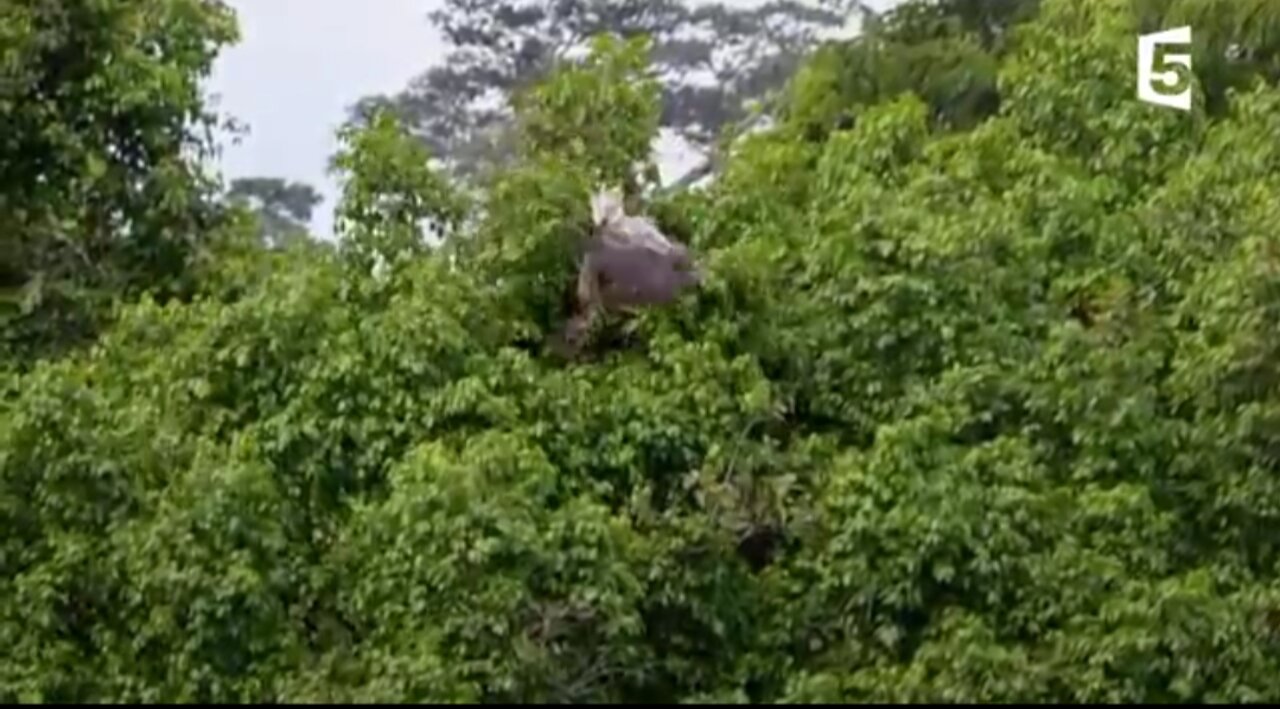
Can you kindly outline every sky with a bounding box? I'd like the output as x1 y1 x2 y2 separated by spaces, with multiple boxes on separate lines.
206 0 443 239
205 0 901 240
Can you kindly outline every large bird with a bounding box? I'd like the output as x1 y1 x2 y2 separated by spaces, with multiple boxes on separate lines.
561 187 701 350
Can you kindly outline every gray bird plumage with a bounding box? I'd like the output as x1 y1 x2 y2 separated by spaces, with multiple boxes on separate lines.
559 187 701 351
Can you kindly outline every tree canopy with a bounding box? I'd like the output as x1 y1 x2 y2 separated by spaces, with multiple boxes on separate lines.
0 0 239 363
226 177 324 248
6 0 1280 703
351 0 871 183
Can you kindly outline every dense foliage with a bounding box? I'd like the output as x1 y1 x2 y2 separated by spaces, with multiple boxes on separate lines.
0 0 239 363
6 0 1280 703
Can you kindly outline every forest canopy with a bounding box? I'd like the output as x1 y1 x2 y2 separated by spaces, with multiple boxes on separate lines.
5 0 1280 703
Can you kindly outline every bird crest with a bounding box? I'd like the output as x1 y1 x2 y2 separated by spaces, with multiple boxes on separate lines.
589 186 626 229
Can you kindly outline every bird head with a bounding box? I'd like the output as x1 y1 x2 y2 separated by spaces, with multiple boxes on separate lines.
589 185 625 228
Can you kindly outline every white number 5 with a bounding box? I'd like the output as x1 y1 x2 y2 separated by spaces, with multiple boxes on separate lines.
1138 26 1193 111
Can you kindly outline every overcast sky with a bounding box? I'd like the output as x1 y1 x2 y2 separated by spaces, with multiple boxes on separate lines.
206 0 442 239
205 0 901 239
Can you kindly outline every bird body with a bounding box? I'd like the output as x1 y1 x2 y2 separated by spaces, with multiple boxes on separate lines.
560 187 701 350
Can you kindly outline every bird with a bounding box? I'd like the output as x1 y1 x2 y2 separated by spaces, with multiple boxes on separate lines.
559 186 701 352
